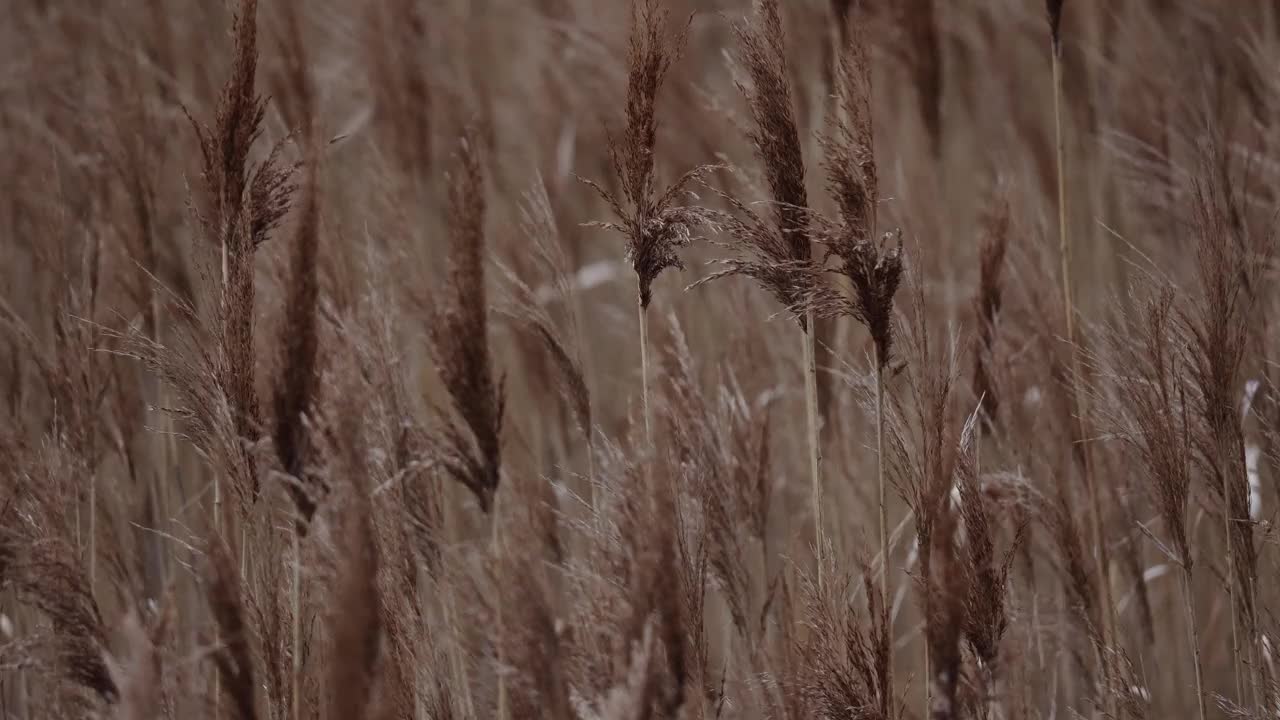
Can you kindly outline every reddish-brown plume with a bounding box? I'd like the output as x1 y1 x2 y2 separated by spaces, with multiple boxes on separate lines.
1184 168 1270 648
0 453 117 705
694 0 819 328
581 0 716 309
955 409 1025 671
736 0 810 264
429 131 506 512
795 543 890 720
807 14 903 365
272 11 324 528
186 0 297 496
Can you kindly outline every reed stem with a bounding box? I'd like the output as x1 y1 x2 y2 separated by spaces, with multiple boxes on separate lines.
1052 40 1116 688
638 295 652 451
1220 439 1242 700
875 348 892 712
493 489 507 720
803 310 823 583
1179 563 1207 720
292 525 301 720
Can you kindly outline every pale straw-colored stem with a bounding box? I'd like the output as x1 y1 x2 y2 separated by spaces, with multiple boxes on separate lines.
1219 436 1242 700
638 295 652 450
292 525 301 720
1052 44 1116 708
802 311 823 585
874 349 892 713
493 490 507 720
1179 562 1207 720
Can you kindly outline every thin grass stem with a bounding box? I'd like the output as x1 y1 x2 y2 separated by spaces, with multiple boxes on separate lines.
803 311 822 584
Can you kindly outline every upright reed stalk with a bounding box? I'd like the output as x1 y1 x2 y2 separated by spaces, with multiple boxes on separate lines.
803 309 822 568
1179 564 1207 720
1048 0 1115 666
291 526 301 720
494 490 507 720
639 295 653 449
874 346 891 706
1220 437 1242 699
579 0 712 455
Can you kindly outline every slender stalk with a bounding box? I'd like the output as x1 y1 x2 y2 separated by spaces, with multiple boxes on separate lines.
493 490 507 720
1052 38 1116 675
803 310 823 583
213 473 222 720
1220 445 1242 700
88 471 96 597
638 295 652 450
874 348 892 711
586 432 598 510
440 482 476 719
1179 563 1207 720
925 643 931 717
291 526 301 720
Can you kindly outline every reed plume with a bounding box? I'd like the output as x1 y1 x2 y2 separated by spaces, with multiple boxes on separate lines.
955 408 1025 712
272 0 324 530
429 131 506 513
0 442 117 707
1184 169 1270 703
186 0 296 498
580 0 715 449
795 542 891 720
1094 280 1204 719
697 0 826 571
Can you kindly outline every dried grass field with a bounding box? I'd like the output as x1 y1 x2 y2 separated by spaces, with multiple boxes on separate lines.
3 0 1280 718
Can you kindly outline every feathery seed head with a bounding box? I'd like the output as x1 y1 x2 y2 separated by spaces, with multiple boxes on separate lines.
430 130 506 512
1046 0 1065 51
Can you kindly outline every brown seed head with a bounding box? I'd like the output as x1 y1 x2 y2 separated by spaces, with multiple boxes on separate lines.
429 131 505 512
1046 0 1065 51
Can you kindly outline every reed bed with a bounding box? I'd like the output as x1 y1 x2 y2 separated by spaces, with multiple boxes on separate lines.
2 1 1279 719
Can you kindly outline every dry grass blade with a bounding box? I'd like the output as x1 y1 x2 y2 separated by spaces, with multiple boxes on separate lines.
660 317 764 640
101 290 259 516
495 179 591 441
